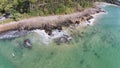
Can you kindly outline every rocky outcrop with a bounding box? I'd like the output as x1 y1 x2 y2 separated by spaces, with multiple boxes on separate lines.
100 0 120 6
0 7 103 35
108 0 120 6
24 39 32 49
54 34 72 45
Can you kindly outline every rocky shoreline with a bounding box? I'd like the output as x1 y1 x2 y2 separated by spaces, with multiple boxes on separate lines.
0 10 105 38
0 12 106 45
0 6 105 33
107 0 120 6
0 2 107 45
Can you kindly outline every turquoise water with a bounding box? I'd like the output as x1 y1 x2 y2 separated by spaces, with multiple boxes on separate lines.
0 5 120 68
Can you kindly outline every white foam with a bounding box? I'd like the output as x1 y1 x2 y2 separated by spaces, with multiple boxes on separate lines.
88 18 95 25
0 30 28 39
12 53 15 57
33 30 51 45
95 2 111 7
51 30 68 39
95 2 120 8
33 29 71 45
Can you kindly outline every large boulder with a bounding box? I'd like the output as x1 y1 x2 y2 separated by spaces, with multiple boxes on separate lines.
24 39 32 49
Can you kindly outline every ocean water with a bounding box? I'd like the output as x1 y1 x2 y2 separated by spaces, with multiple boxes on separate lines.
0 5 120 68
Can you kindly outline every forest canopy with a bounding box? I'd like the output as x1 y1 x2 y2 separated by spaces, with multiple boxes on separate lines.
0 0 119 21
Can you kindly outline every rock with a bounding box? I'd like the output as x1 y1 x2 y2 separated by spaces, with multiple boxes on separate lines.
24 39 32 49
75 21 80 24
54 34 72 45
0 12 11 21
3 12 11 18
86 16 93 21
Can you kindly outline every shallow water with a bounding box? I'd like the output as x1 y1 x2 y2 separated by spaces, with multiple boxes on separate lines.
0 5 120 68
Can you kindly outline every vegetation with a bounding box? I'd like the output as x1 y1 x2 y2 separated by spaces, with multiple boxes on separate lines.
0 0 119 22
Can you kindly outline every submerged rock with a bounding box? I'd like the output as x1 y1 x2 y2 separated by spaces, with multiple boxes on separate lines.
51 30 72 45
80 59 84 64
54 34 72 45
94 52 100 58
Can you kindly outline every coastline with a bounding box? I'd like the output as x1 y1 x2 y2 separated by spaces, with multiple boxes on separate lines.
0 2 107 44
1 3 120 68
94 2 120 8
0 11 106 45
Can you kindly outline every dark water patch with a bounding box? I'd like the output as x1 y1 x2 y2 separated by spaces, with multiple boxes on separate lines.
94 52 100 58
86 64 91 68
46 51 56 59
82 45 91 52
80 59 85 64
